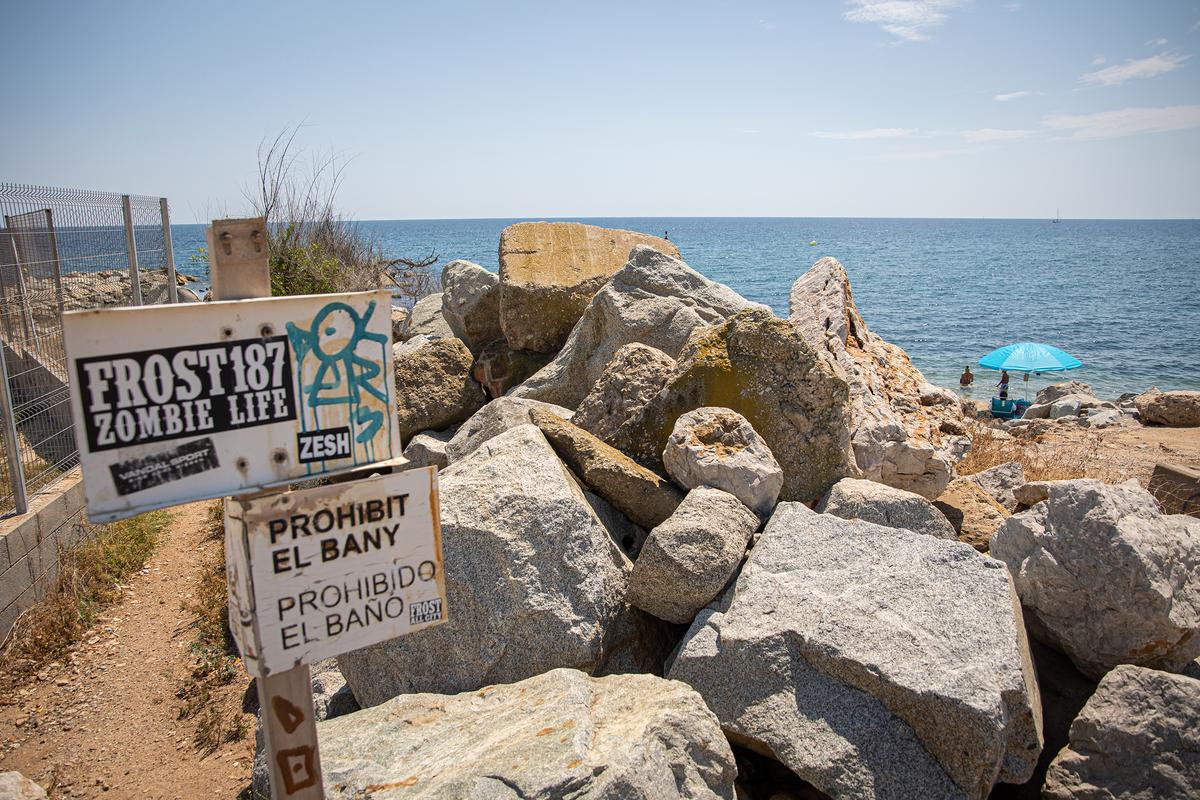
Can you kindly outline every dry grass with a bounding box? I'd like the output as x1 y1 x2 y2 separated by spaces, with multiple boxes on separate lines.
956 420 1123 483
252 126 438 305
176 501 247 753
0 510 170 688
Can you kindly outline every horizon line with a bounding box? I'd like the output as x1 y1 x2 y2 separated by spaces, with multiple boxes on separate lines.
171 214 1200 225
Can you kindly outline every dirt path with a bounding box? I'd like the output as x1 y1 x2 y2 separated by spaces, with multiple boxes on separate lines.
0 501 254 799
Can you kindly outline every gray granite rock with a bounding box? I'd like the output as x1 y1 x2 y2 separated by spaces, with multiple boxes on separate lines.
339 425 630 706
0 773 47 800
789 258 963 500
817 477 957 540
573 343 677 443
967 461 1026 512
511 245 763 408
441 259 501 354
401 291 453 340
1043 664 1200 800
990 479 1200 679
663 407 784 518
627 487 758 624
444 396 573 463
319 668 737 799
668 503 1042 800
1035 381 1094 406
401 428 454 469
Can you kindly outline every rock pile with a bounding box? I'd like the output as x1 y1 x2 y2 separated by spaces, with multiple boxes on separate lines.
255 223 1199 798
1135 387 1200 427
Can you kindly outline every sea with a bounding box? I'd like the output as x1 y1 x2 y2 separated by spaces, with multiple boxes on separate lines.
168 218 1200 400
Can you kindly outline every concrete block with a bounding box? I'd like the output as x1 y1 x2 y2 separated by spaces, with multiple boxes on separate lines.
1149 462 1200 517
0 516 40 563
0 554 35 612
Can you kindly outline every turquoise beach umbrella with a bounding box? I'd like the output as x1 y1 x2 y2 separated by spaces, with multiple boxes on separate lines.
978 342 1083 374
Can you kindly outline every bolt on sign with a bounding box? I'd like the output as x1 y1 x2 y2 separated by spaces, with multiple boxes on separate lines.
62 290 400 522
224 465 447 677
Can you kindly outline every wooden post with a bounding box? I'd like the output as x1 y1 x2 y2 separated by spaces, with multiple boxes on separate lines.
208 216 324 800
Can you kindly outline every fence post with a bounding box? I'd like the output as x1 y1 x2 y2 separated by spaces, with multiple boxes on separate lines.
44 208 65 317
121 195 143 306
159 198 179 304
0 345 28 515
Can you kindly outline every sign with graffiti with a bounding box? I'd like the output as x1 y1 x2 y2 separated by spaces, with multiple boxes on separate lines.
224 465 446 677
62 290 400 522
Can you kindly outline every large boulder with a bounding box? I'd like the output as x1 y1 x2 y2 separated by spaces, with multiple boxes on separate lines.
967 461 1026 512
529 407 681 531
511 246 762 408
401 291 454 340
1135 388 1200 427
817 477 957 540
934 476 1012 551
319 668 737 799
668 504 1043 800
339 425 630 706
444 396 573 463
440 259 501 354
613 308 857 505
627 487 759 624
990 479 1200 679
789 258 964 499
1035 381 1094 406
0 773 47 800
498 222 680 354
573 343 677 442
1043 665 1200 800
394 337 487 444
663 407 784 518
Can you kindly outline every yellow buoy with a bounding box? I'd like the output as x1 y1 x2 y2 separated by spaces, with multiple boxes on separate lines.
809 240 817 246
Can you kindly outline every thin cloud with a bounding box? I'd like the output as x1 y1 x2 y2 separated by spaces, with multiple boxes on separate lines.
1043 105 1200 140
994 90 1034 102
1146 37 1168 48
963 128 1034 142
812 127 919 140
1091 55 1107 65
877 147 979 161
843 1 965 42
1080 53 1190 87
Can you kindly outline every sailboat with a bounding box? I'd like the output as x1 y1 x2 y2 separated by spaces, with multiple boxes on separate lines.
1052 208 1061 223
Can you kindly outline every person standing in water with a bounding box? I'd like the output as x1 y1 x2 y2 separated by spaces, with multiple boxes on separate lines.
959 366 974 394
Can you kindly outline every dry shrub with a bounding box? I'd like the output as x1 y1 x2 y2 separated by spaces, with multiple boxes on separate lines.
252 127 438 306
0 511 170 687
956 420 1122 483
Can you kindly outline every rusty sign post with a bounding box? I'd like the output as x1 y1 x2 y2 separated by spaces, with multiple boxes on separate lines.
60 217 448 800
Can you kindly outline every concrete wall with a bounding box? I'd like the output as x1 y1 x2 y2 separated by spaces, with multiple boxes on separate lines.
0 468 87 641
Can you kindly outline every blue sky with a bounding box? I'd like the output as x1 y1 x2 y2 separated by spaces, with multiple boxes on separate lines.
1 1 1198 221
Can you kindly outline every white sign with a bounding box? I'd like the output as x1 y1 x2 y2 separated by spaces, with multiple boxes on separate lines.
224 465 446 677
62 290 401 522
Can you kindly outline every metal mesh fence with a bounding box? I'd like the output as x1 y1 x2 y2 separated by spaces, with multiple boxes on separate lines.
0 183 180 516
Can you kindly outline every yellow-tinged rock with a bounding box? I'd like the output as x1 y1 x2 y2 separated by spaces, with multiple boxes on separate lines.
498 221 679 353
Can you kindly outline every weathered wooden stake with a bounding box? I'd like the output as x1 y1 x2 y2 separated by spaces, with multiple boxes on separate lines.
208 217 324 800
